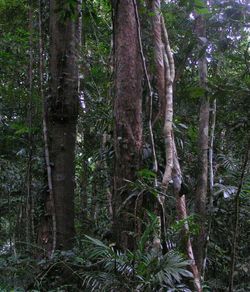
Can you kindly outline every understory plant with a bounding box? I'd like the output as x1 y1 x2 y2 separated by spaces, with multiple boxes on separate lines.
0 217 193 291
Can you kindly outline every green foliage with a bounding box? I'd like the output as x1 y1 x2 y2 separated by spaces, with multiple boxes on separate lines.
206 152 250 290
171 214 200 236
0 0 249 290
187 86 207 99
0 226 193 291
137 168 157 180
81 232 193 291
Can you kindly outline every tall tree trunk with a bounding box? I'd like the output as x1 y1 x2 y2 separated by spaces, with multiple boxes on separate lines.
44 0 82 251
37 0 56 255
203 98 216 279
194 14 210 274
151 0 165 121
172 141 202 291
26 0 34 248
149 3 201 288
112 0 143 250
229 141 249 292
161 16 175 191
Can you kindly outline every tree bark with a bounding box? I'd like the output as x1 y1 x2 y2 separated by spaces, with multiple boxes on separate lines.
194 14 210 275
161 16 175 190
45 0 82 250
203 98 216 279
151 0 165 120
172 141 202 291
112 0 143 250
26 0 34 247
229 142 249 292
37 0 56 255
150 4 201 287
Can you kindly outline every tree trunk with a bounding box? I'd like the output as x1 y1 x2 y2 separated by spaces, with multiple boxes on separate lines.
203 98 216 279
150 4 201 287
151 0 165 120
26 0 34 248
112 0 143 250
229 142 249 292
44 0 82 251
172 141 202 291
194 14 210 274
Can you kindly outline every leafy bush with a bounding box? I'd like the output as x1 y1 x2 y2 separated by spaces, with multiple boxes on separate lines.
81 236 192 291
0 219 193 291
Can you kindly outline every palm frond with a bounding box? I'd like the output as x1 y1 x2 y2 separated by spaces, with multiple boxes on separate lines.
81 232 192 291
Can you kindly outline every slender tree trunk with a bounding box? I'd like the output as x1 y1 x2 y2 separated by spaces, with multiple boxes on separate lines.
44 0 82 250
26 0 34 247
112 0 143 250
149 4 175 253
161 16 175 191
194 14 210 274
102 133 113 219
80 159 88 221
151 0 165 120
37 0 56 255
172 141 202 291
229 142 249 292
203 98 216 278
149 4 201 288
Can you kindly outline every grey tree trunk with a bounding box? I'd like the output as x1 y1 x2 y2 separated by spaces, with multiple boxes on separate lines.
194 14 210 274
